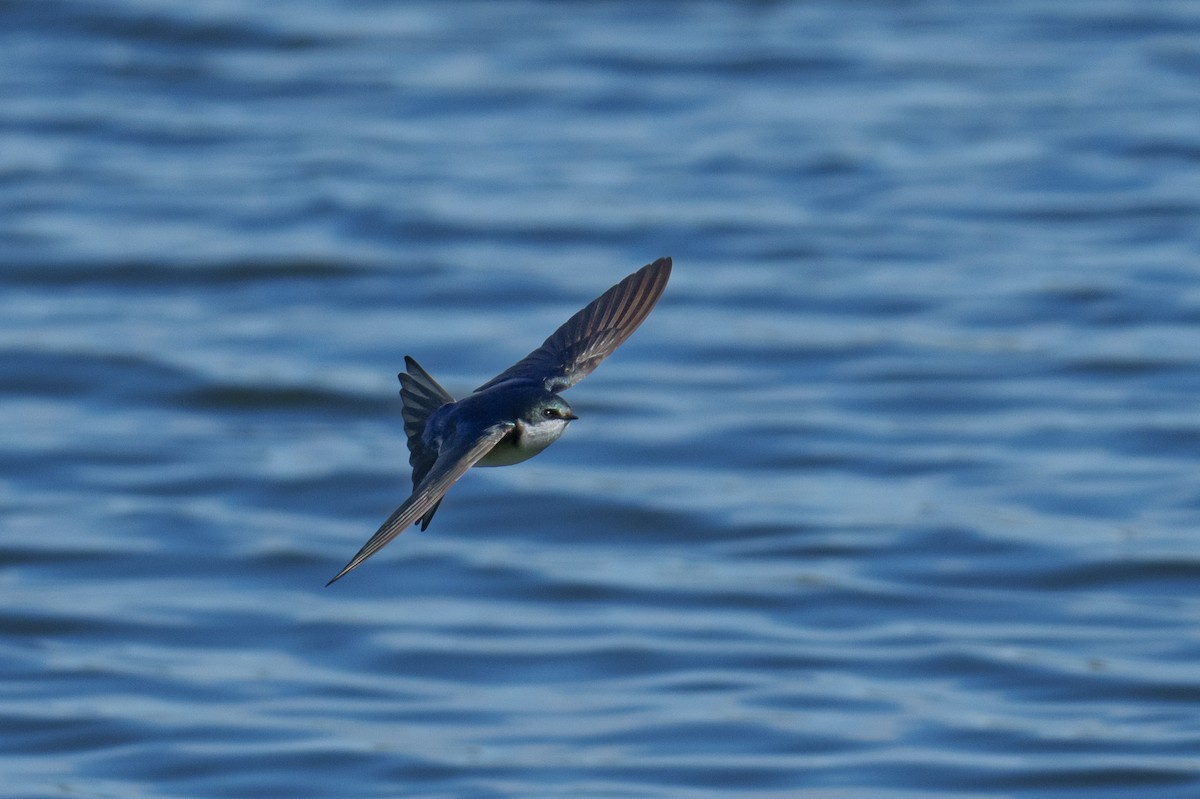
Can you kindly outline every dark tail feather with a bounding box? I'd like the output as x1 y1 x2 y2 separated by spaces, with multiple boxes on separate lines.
398 356 454 529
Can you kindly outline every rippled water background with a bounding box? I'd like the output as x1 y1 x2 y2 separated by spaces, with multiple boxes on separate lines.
4 1 1200 797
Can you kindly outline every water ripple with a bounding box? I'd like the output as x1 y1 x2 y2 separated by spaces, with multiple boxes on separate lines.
3 0 1200 797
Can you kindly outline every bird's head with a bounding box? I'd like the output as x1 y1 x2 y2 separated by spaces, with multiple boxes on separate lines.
526 395 578 426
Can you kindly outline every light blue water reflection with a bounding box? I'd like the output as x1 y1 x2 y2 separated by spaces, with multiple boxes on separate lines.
3 1 1200 797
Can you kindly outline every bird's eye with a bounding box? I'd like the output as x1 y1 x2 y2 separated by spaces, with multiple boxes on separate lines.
543 408 557 418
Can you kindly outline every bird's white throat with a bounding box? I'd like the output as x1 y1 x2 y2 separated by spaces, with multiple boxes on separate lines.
477 418 569 467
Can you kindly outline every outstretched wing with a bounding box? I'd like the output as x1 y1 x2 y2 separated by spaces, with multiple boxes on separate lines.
326 421 515 585
475 257 671 393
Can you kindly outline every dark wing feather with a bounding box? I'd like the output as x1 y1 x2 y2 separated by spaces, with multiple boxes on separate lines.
475 257 671 393
326 422 515 585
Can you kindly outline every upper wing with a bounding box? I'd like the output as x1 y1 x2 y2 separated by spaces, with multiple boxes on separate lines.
475 257 671 393
325 421 515 585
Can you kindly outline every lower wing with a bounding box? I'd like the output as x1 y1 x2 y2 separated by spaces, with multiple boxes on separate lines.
326 422 515 585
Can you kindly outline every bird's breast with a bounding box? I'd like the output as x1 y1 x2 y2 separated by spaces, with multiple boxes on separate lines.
475 420 564 467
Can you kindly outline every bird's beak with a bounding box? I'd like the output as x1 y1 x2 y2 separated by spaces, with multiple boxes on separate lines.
565 412 579 421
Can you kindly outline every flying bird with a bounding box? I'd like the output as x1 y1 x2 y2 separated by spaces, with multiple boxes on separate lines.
327 257 672 584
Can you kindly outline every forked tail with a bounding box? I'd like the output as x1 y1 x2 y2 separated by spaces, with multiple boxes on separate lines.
398 355 455 530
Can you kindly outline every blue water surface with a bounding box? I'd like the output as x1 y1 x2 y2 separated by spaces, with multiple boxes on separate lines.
3 1 1200 797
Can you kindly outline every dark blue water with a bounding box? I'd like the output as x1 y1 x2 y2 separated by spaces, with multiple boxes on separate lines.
4 1 1200 796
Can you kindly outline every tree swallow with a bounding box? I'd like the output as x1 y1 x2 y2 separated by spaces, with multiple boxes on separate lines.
327 257 672 584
